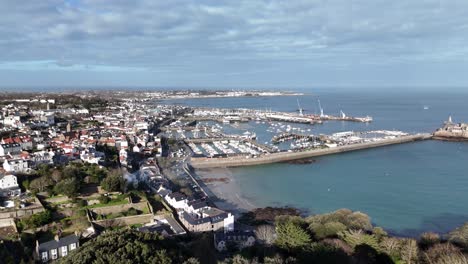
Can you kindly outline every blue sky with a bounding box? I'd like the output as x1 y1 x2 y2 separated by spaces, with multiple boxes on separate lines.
1 0 468 89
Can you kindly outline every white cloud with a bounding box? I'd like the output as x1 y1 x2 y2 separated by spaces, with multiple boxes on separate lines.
1 0 468 86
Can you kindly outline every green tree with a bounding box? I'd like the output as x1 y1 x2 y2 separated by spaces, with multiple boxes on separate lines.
275 219 311 251
29 176 53 193
20 210 52 229
60 230 183 264
309 221 347 239
54 178 80 197
101 169 126 192
338 230 380 252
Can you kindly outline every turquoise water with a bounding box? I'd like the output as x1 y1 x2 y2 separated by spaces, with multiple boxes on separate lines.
163 90 468 235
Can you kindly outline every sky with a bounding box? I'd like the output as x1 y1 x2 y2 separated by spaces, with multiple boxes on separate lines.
1 0 468 90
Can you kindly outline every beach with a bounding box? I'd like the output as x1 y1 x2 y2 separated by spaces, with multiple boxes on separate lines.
195 167 256 216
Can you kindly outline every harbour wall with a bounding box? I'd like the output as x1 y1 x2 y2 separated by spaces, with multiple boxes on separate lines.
190 133 433 168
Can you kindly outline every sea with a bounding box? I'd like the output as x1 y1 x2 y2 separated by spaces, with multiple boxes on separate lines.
161 88 468 236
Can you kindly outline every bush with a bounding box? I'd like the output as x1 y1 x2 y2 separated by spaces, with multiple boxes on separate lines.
372 227 388 240
309 221 347 239
419 232 440 249
99 195 111 204
20 210 52 229
125 208 139 216
76 199 87 207
448 223 468 249
423 243 463 264
307 209 373 231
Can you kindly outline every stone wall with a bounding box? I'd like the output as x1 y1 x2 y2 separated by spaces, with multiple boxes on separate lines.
93 214 153 227
90 201 150 216
0 197 45 219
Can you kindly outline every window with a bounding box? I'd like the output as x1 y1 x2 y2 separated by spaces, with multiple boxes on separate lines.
51 249 57 259
70 243 76 250
41 252 48 262
61 246 68 256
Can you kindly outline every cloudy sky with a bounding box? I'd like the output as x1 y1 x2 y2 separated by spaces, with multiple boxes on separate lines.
1 0 468 89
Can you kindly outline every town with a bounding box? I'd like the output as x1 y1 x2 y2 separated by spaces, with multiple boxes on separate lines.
0 92 252 263
0 91 463 263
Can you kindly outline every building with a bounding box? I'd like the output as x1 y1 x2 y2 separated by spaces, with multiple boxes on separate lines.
36 234 80 262
214 231 256 252
3 159 29 173
0 174 21 197
0 143 22 156
179 207 234 233
165 192 189 210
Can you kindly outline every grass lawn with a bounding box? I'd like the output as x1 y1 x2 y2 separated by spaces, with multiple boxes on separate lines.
85 194 129 209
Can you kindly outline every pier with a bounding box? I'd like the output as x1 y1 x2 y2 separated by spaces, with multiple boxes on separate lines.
190 133 433 168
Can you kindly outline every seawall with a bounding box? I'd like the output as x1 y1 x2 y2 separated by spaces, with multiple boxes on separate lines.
190 133 433 168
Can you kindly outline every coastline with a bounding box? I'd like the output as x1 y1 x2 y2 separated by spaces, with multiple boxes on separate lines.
195 167 257 216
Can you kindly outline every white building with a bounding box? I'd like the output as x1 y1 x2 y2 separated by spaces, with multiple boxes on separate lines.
2 115 21 127
165 192 188 210
0 174 21 197
3 159 29 173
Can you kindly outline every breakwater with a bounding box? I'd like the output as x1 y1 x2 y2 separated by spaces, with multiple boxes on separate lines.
190 133 433 168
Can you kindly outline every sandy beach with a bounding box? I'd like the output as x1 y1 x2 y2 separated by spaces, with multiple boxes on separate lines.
195 167 257 216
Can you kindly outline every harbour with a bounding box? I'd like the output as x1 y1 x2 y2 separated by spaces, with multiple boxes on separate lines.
163 90 468 235
190 133 432 168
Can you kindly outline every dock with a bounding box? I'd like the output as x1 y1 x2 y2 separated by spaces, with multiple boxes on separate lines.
190 133 433 168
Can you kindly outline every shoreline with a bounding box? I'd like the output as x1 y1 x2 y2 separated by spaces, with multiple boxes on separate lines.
194 167 257 216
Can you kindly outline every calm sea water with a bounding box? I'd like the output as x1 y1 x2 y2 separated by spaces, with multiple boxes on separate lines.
164 89 468 236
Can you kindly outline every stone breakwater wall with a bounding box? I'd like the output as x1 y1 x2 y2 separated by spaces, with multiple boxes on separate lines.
190 134 433 168
433 131 468 140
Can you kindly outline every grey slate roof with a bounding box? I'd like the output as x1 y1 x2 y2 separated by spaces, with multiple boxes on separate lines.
181 211 211 225
188 201 208 210
167 192 186 202
38 234 79 252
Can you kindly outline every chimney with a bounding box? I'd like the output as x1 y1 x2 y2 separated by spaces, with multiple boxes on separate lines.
54 234 60 242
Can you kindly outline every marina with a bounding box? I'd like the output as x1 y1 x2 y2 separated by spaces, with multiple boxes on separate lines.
190 133 432 168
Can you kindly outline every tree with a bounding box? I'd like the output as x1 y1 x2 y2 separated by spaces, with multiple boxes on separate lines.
255 225 276 246
380 237 402 262
275 219 311 251
20 210 52 230
29 176 53 193
400 239 418 264
51 169 63 183
54 178 80 197
62 166 83 180
60 230 185 264
338 230 380 252
101 169 126 192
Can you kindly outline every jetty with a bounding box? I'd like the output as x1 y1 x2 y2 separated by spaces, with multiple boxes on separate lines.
433 116 468 141
190 133 433 168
